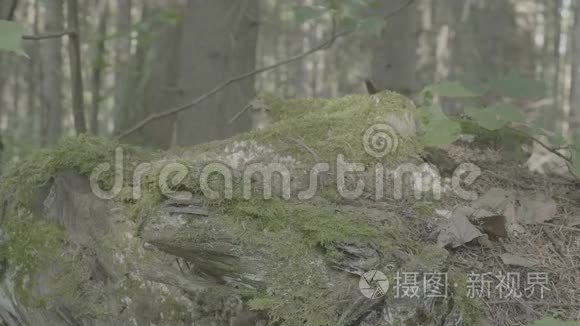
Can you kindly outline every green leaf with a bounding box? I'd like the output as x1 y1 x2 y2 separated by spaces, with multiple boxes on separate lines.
0 20 26 56
355 17 385 35
535 127 568 147
293 6 326 23
423 81 488 98
464 107 507 131
488 103 524 123
162 10 183 26
422 118 461 146
490 75 546 98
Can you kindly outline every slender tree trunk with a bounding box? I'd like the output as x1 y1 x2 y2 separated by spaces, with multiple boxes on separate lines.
551 0 563 132
113 0 133 135
24 0 41 147
370 0 419 96
124 0 182 148
66 0 87 134
40 0 64 145
89 1 108 136
571 1 580 142
0 0 17 20
176 0 259 146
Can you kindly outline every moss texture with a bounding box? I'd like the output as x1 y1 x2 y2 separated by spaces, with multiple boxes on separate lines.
0 92 483 325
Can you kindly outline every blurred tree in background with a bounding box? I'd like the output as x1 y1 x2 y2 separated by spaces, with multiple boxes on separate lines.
0 0 579 162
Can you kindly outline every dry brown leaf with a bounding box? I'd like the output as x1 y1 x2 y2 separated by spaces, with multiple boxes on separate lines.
515 194 557 225
472 188 515 213
477 215 508 239
437 206 483 248
499 253 540 268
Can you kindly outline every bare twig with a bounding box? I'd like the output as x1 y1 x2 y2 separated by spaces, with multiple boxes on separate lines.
117 29 348 140
539 222 580 233
22 30 75 40
529 135 578 179
228 101 253 125
510 127 578 180
117 0 416 141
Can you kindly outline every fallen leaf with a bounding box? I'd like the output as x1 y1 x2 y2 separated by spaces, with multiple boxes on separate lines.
472 188 515 213
516 194 557 224
500 253 540 268
437 206 483 248
477 215 508 239
477 235 494 248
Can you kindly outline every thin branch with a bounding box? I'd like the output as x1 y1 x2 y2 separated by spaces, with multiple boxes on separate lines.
22 30 75 40
116 30 349 140
117 0 415 140
385 0 415 20
510 127 578 180
228 101 253 125
528 134 578 179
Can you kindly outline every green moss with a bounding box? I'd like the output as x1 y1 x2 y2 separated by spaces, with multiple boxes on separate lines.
0 93 440 324
0 210 65 306
414 202 435 218
451 272 484 325
247 229 345 325
226 197 413 325
227 198 388 248
242 92 419 165
0 135 154 206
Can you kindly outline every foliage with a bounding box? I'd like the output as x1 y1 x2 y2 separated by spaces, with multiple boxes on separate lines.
0 210 65 306
292 0 385 35
420 75 580 176
0 20 26 56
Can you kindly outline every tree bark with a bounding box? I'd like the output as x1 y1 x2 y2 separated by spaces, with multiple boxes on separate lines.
176 0 259 146
370 0 419 97
571 1 580 142
40 0 64 145
89 1 108 136
113 0 133 135
123 0 182 148
66 0 87 134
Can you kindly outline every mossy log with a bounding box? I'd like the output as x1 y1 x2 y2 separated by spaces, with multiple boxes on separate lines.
0 92 475 326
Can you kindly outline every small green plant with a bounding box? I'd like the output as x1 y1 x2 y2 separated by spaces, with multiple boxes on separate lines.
419 75 580 177
0 19 26 56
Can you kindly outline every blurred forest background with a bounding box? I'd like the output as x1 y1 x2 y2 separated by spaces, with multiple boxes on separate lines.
0 0 579 165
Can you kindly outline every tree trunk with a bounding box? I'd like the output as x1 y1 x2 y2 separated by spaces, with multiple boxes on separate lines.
89 1 108 136
370 0 419 96
571 1 580 142
113 0 133 135
176 0 259 146
124 0 182 148
66 0 87 134
40 0 64 145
